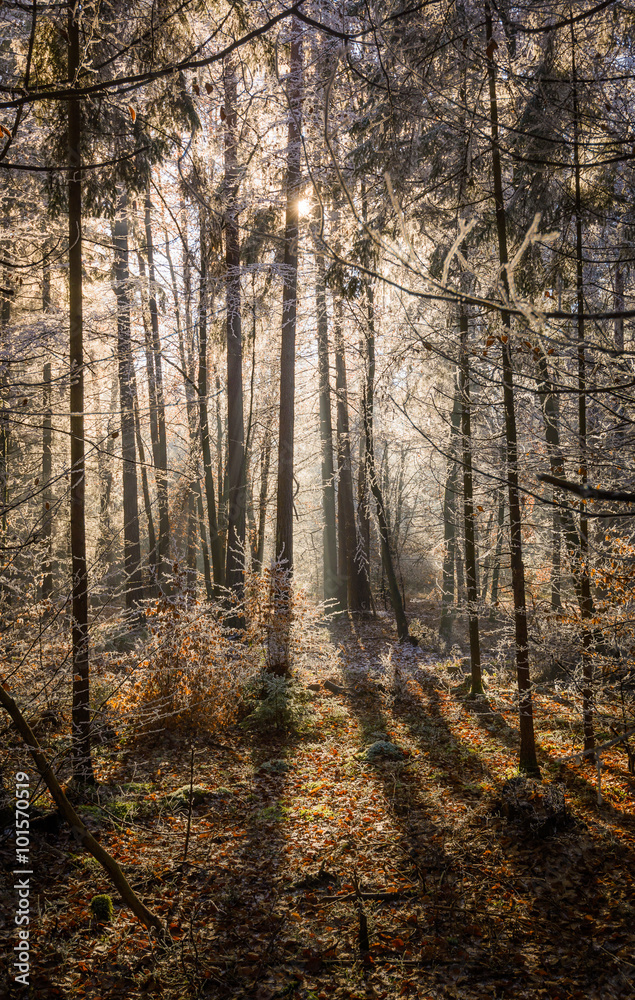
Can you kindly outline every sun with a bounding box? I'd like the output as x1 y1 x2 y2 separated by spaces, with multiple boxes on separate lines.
297 197 312 217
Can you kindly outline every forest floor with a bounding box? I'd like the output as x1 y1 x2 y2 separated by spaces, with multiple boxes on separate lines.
2 604 635 999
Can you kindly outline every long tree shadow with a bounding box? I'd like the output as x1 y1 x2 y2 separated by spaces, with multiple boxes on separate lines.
182 670 327 997
332 616 635 998
327 617 522 984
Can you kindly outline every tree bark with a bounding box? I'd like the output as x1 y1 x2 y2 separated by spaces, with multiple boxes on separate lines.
459 306 482 695
439 383 462 643
313 228 339 607
362 284 412 642
334 305 370 613
0 682 163 935
272 14 303 673
95 373 116 571
135 245 160 589
113 193 144 610
68 5 94 784
198 219 224 591
223 56 246 601
571 31 595 756
132 395 158 593
488 480 505 612
41 254 53 600
486 3 539 775
143 187 170 587
254 424 272 573
165 216 212 600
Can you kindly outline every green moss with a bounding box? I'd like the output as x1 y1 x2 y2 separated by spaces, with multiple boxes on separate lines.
259 759 291 774
363 740 405 761
163 784 211 809
90 894 114 924
117 781 153 796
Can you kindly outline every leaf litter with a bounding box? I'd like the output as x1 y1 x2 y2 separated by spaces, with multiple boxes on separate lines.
1 613 634 999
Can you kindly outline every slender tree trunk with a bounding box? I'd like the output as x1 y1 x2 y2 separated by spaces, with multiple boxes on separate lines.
459 306 482 695
195 481 213 599
143 188 170 586
198 221 224 590
272 15 303 673
489 483 505 612
334 307 370 613
313 228 339 607
95 373 116 569
113 193 144 610
614 258 624 354
41 256 53 601
486 4 539 775
223 56 246 601
68 5 94 784
362 285 412 641
0 682 163 934
0 219 10 603
479 507 495 602
571 32 594 756
132 395 157 593
135 245 160 587
215 368 227 570
440 383 462 642
255 425 272 573
166 217 211 600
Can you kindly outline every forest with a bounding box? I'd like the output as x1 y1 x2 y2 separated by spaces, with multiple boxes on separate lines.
1 0 634 997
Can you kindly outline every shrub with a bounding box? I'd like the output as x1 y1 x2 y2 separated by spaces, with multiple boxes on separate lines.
110 600 252 734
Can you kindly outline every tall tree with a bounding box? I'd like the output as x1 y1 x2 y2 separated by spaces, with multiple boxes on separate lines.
223 55 246 601
272 15 303 673
486 2 539 776
41 253 54 601
334 304 371 613
68 1 95 784
459 301 482 696
570 26 595 757
313 224 339 608
112 191 144 610
143 187 171 588
362 279 412 643
198 214 224 591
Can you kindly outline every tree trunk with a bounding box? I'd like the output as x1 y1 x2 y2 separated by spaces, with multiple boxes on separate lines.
313 227 339 607
489 482 505 612
113 193 144 610
0 224 10 602
614 258 624 354
95 373 116 570
459 307 482 696
215 367 227 571
334 306 370 613
41 255 53 601
143 187 171 587
439 383 462 643
486 3 539 775
272 14 303 673
166 214 211 600
198 219 224 590
362 285 411 642
0 682 163 935
479 506 495 602
68 6 94 784
255 418 272 573
135 244 160 589
571 31 594 757
223 56 246 601
132 395 158 592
